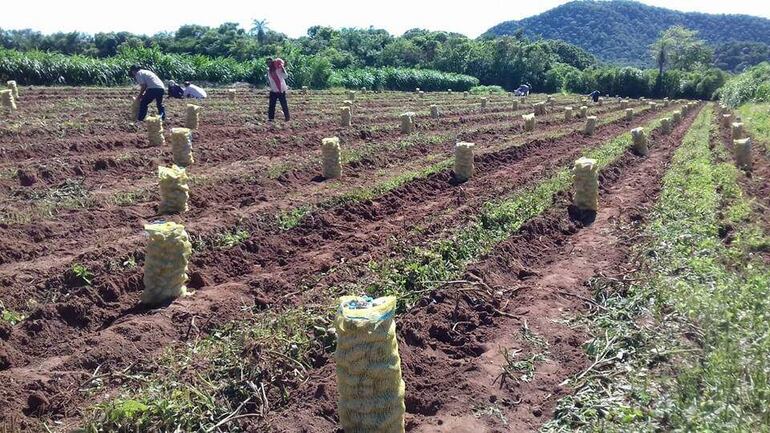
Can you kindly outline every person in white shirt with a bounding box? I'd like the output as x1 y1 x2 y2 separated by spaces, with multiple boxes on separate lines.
183 81 207 99
129 65 166 121
266 58 290 121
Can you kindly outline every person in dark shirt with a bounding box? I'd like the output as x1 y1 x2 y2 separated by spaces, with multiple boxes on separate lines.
167 80 184 99
588 90 600 102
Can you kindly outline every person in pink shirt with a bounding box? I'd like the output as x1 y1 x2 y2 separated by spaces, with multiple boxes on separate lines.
266 58 290 121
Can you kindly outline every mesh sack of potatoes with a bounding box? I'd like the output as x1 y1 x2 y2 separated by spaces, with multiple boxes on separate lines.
573 157 599 211
631 127 648 156
579 106 588 118
734 138 753 171
145 115 165 146
185 104 201 129
342 99 354 114
625 108 633 121
130 97 140 120
142 221 192 305
512 100 519 111
322 137 342 179
340 106 352 127
6 80 19 100
480 97 488 109
228 89 236 101
731 122 745 140
348 90 356 101
454 142 475 182
522 113 536 131
660 117 673 135
400 112 415 133
583 116 597 135
170 128 194 166
335 295 405 433
620 100 628 110
672 111 682 124
430 105 439 118
1 89 16 112
564 106 573 120
158 165 189 214
534 102 546 115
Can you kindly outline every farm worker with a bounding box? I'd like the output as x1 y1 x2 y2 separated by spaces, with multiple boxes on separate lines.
514 83 530 96
588 90 601 102
183 81 208 99
129 65 166 121
266 57 290 121
167 80 184 99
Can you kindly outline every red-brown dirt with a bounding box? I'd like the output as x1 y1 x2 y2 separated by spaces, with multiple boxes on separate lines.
0 87 684 431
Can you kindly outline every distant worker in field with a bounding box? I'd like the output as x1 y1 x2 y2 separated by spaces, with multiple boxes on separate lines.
266 57 290 122
167 80 184 99
183 81 208 99
588 90 601 102
514 83 530 96
129 65 166 121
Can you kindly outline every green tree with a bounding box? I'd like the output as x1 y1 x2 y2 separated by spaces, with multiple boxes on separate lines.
651 26 713 95
250 19 269 44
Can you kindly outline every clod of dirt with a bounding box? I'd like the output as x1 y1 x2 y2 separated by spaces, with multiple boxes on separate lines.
187 271 209 289
17 169 37 186
93 158 116 171
24 393 50 416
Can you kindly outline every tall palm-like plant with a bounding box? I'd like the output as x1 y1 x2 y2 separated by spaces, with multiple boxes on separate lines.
251 19 269 44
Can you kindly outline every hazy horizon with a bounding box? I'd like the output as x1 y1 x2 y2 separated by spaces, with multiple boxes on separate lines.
3 0 770 39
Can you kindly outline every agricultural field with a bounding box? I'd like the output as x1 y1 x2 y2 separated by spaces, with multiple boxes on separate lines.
0 87 767 433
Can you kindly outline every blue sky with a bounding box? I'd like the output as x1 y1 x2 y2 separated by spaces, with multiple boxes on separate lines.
2 0 769 38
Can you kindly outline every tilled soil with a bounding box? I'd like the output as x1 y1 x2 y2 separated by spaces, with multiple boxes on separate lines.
0 88 672 431
260 105 702 433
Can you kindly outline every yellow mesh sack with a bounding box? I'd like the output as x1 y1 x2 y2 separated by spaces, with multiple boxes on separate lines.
6 80 19 100
731 122 745 140
340 106 352 127
170 128 194 167
185 104 201 129
335 296 405 433
454 142 475 182
533 102 546 115
400 112 415 134
522 113 536 131
142 221 192 305
624 108 633 121
480 97 488 109
130 97 140 121
631 127 648 156
583 116 597 135
430 105 439 118
579 105 588 118
734 138 753 171
573 157 599 211
1 89 16 112
672 111 682 124
146 115 165 146
322 137 342 179
660 117 672 135
564 107 573 121
158 165 189 214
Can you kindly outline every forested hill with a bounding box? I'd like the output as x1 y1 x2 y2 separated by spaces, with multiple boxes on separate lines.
484 0 770 66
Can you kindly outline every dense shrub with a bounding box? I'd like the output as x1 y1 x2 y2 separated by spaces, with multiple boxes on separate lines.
328 67 478 91
719 62 770 107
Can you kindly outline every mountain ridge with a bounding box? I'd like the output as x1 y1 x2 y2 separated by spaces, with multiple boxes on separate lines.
484 0 770 67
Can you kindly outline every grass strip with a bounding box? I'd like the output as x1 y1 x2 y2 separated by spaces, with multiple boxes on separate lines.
544 104 770 432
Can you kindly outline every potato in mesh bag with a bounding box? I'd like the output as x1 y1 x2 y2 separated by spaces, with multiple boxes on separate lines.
573 157 599 211
335 296 405 433
142 221 192 305
170 128 194 167
158 165 189 214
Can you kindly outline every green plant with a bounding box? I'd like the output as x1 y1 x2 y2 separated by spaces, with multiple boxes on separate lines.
213 229 250 249
71 263 93 285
